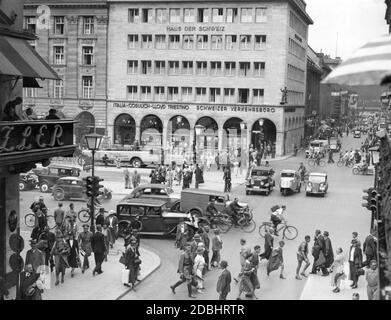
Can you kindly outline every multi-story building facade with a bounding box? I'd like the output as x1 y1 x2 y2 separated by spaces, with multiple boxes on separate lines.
107 0 313 159
23 0 108 144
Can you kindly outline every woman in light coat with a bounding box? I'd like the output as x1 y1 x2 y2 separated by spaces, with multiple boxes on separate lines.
331 247 345 293
193 247 206 294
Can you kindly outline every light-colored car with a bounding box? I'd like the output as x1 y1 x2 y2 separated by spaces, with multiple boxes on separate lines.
279 170 302 196
306 172 328 197
305 140 328 158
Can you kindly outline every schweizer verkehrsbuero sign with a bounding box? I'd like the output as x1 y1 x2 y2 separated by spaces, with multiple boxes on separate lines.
0 120 76 167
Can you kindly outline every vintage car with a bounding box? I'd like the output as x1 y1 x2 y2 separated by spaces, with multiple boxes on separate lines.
19 171 39 191
305 140 328 158
306 172 328 197
245 166 275 196
33 164 81 193
353 129 361 138
279 170 302 196
79 149 161 168
52 177 112 201
116 198 191 237
180 188 250 217
123 184 181 211
329 138 341 153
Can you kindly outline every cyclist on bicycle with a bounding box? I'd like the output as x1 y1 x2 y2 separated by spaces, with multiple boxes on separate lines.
270 205 286 235
205 199 220 226
314 152 322 166
225 198 243 226
30 196 48 215
298 162 307 182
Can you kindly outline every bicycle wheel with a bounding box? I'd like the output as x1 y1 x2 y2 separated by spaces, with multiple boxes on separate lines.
240 218 256 233
337 160 344 167
319 160 326 167
308 159 315 167
24 214 36 228
347 161 354 168
46 215 56 230
283 225 298 240
217 217 233 233
258 223 270 238
78 209 90 223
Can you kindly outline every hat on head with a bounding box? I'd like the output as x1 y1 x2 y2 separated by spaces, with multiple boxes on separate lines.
109 210 116 215
99 208 105 212
194 234 201 240
315 230 321 235
196 247 205 254
323 231 329 237
213 229 220 235
29 239 37 245
220 260 228 268
55 229 63 238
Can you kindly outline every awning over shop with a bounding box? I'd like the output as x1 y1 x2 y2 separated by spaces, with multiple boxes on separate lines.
0 35 59 80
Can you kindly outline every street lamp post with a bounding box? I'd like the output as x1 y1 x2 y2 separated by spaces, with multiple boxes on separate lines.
84 133 103 233
240 122 248 170
194 125 204 164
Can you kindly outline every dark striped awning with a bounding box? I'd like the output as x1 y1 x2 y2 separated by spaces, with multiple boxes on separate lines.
0 35 59 80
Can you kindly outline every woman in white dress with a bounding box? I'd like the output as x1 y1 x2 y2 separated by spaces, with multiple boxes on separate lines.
193 247 206 294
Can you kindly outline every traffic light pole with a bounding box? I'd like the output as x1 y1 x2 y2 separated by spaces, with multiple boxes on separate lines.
90 150 95 234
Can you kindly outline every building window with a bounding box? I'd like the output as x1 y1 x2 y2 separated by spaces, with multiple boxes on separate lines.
239 62 251 76
197 8 209 23
127 86 138 100
142 35 153 49
182 87 193 102
238 88 249 103
288 64 305 82
226 8 238 23
53 46 65 65
154 86 165 101
169 8 181 23
184 8 196 23
289 38 306 60
225 62 236 76
54 16 65 35
253 89 264 104
168 87 179 101
128 9 140 23
169 35 180 49
254 62 265 77
196 61 207 76
182 61 194 75
183 35 194 49
82 76 93 99
255 35 267 50
142 9 153 23
209 88 221 103
196 87 207 102
211 35 223 50
83 16 94 35
24 88 37 98
255 8 267 23
240 35 252 50
82 46 94 65
128 34 139 49
140 86 152 100
54 79 64 98
169 61 180 75
241 8 253 23
127 60 138 74
24 16 36 34
212 8 224 23
155 35 167 49
210 61 222 76
156 9 168 24
225 35 237 50
155 61 166 75
224 88 235 103
197 35 208 49
290 11 307 39
141 60 152 74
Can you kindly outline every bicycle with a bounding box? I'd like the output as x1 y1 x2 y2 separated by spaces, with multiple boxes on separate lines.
24 212 56 230
206 213 233 234
337 158 354 168
308 158 326 167
78 207 107 223
258 220 298 240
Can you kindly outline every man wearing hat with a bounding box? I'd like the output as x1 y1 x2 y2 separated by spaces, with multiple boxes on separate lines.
19 264 42 300
170 244 195 298
216 261 231 300
95 208 106 227
91 225 106 276
54 202 65 229
323 231 334 275
211 229 223 268
25 239 45 274
193 246 206 294
105 210 118 248
78 224 93 273
310 230 325 275
190 234 203 260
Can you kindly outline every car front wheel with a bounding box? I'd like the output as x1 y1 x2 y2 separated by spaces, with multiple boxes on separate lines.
19 181 27 191
53 188 65 201
131 158 142 168
40 182 50 193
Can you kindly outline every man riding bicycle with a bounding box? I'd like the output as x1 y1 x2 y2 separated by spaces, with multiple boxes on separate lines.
205 199 220 226
225 198 243 226
30 196 48 215
270 205 286 235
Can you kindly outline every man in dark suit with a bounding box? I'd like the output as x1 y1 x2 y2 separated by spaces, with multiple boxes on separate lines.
95 208 106 228
259 227 274 261
25 240 44 273
105 210 118 248
91 225 106 275
216 260 231 300
170 244 195 298
201 226 210 272
363 231 377 267
322 231 334 275
310 230 325 274
348 239 363 289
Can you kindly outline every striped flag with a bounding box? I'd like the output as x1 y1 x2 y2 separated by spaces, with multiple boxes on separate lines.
323 34 391 86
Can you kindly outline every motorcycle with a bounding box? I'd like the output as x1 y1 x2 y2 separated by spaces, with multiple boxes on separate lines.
352 164 374 176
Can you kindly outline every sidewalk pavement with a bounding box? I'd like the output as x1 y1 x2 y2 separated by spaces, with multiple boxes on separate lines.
10 231 161 300
300 271 367 300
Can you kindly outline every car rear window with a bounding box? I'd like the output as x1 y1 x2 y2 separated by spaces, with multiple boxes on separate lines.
309 175 326 183
281 172 295 177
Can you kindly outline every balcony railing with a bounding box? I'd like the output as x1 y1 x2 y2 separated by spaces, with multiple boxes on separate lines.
0 119 76 167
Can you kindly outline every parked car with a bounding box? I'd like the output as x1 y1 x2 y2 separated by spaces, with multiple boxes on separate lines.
19 171 38 191
33 164 81 193
116 198 191 237
353 129 361 138
279 170 302 196
52 177 112 201
123 184 181 211
329 138 341 153
306 172 328 197
180 188 250 217
245 166 275 196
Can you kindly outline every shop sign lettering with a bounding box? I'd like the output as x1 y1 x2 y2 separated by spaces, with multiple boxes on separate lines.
167 25 225 32
112 102 276 114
